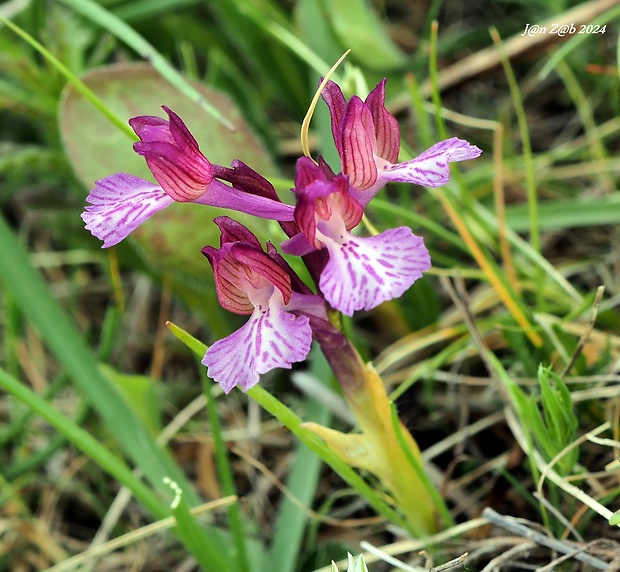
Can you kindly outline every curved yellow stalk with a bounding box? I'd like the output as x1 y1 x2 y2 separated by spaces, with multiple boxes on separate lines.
301 49 351 159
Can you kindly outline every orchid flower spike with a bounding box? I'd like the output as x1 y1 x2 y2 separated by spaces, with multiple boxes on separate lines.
283 157 431 316
322 79 482 206
81 107 294 247
202 217 325 393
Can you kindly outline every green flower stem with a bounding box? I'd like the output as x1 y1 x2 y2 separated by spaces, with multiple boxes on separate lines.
166 322 409 530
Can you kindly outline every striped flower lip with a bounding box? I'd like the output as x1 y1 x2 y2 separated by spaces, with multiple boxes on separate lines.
201 217 323 393
284 157 431 316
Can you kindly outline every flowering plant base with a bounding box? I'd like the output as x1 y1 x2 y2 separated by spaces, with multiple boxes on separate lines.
83 75 481 535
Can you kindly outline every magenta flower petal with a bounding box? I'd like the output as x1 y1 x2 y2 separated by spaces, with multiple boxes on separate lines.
378 137 482 188
81 173 173 248
280 232 316 256
321 80 347 157
318 226 431 316
194 179 295 221
130 107 213 202
364 79 400 164
202 302 312 393
128 114 175 145
339 96 378 191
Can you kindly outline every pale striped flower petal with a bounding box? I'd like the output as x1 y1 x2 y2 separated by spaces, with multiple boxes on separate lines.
81 173 173 248
202 300 312 393
377 137 482 188
319 227 431 316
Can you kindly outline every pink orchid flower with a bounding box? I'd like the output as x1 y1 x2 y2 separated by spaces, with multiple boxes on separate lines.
282 157 431 316
82 107 294 247
322 79 482 206
202 217 325 393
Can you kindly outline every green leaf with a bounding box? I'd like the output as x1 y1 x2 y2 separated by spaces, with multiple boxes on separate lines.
0 366 167 519
538 365 579 474
317 0 406 70
101 364 163 437
505 194 620 232
0 212 200 508
526 392 558 462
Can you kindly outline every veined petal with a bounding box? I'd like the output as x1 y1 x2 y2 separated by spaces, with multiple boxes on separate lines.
202 240 292 314
81 173 173 248
379 137 482 188
321 80 347 157
364 79 400 164
213 215 262 247
132 140 213 201
130 107 214 202
202 302 312 393
318 227 431 316
340 97 378 191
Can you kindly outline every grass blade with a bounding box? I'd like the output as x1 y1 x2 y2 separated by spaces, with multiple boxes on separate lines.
57 0 235 130
269 350 332 572
0 213 200 507
0 366 167 519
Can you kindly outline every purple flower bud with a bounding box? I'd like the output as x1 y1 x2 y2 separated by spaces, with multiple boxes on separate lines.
130 107 214 202
292 157 363 250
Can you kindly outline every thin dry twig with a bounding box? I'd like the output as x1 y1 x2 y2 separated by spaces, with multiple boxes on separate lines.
482 507 610 570
44 497 237 572
439 275 496 380
532 491 583 542
505 408 617 525
394 0 620 98
536 539 620 572
315 519 489 572
536 421 610 498
230 444 383 528
429 552 469 572
479 540 537 572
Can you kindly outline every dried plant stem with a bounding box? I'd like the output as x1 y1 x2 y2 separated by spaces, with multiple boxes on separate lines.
482 507 611 570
